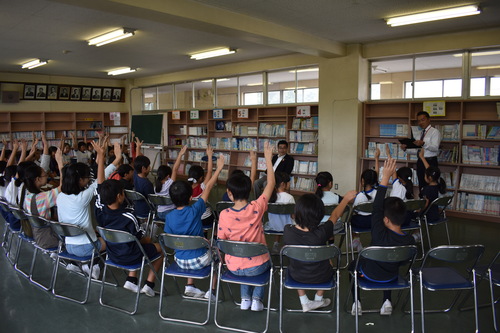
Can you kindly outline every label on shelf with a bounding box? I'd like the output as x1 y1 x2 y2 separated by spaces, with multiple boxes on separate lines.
190 110 199 120
172 111 180 120
237 108 249 119
296 105 311 118
213 109 223 119
423 100 446 117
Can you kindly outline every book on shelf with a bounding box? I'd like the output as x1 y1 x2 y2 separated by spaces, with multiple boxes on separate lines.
365 142 407 160
209 137 231 150
219 169 229 180
290 142 317 155
188 126 207 136
290 176 315 192
233 125 257 136
438 146 459 163
187 136 207 149
379 124 408 137
258 123 285 137
231 137 257 151
462 145 499 165
457 192 500 216
291 117 318 130
459 173 500 193
434 124 460 141
289 130 318 142
487 126 500 139
462 124 490 140
257 157 266 170
258 139 278 151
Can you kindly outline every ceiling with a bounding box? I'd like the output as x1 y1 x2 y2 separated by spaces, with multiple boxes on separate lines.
1 0 499 81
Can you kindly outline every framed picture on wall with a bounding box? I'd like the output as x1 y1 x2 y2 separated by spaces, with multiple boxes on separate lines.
81 87 91 100
23 84 35 99
112 88 122 102
102 88 112 101
47 85 58 100
35 85 47 99
91 88 102 101
70 87 81 100
59 86 70 100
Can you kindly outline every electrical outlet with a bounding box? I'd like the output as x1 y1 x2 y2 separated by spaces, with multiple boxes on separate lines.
334 183 338 190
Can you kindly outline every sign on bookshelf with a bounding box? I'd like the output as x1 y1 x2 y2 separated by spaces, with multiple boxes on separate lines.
237 108 249 119
172 111 180 120
423 101 446 117
190 110 199 120
213 109 223 119
296 105 311 118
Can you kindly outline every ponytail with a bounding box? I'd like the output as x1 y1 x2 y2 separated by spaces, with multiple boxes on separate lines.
360 169 378 200
155 165 172 193
438 178 447 194
315 171 333 199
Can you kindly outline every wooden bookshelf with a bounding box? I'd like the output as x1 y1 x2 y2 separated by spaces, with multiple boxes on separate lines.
362 100 500 222
165 105 319 194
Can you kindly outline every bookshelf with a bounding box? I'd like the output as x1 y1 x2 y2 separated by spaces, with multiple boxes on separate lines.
165 105 319 194
361 100 500 223
0 111 130 147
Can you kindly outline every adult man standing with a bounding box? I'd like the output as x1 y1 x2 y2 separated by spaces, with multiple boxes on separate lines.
253 140 294 198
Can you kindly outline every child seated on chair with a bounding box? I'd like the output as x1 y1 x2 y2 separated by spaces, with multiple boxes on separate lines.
418 149 447 223
95 178 163 297
221 150 257 201
132 137 153 221
154 165 175 219
164 154 225 300
349 158 415 317
283 190 356 312
217 141 275 312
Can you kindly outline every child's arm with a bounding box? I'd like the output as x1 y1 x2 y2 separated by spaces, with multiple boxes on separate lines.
19 139 28 163
91 140 106 185
39 133 51 172
200 154 225 203
384 144 398 180
374 147 380 176
171 145 187 181
70 131 78 150
7 140 18 166
202 146 214 186
328 190 356 223
111 142 123 167
134 136 143 157
419 148 430 169
0 140 6 162
55 148 64 191
261 141 276 200
26 136 39 161
371 158 396 232
249 150 257 185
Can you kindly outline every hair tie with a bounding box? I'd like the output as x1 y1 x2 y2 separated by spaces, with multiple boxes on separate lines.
317 183 322 187
407 176 411 180
187 177 197 184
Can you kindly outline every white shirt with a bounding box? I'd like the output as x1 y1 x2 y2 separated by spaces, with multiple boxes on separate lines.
412 125 441 158
353 188 377 216
273 155 285 171
265 191 295 231
390 179 406 200
321 191 341 222
155 178 175 212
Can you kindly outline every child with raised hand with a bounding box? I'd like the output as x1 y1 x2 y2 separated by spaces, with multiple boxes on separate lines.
217 141 275 312
265 171 295 254
154 165 175 219
349 157 415 317
165 154 225 300
132 137 154 220
284 190 357 312
419 149 447 223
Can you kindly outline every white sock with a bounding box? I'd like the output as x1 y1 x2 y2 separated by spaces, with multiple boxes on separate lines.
299 294 310 304
314 294 323 301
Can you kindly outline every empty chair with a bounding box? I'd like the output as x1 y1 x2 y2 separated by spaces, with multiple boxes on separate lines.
421 195 453 249
158 233 215 325
148 193 174 223
279 244 341 333
417 244 485 333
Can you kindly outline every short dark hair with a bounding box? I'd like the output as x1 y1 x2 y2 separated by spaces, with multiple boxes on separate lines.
416 111 430 119
295 193 325 231
383 197 406 226
188 165 204 183
77 142 86 150
99 179 124 205
226 173 252 201
16 161 37 188
155 165 172 192
117 164 134 177
134 155 150 174
169 180 192 207
277 140 288 148
61 162 91 195
23 165 43 194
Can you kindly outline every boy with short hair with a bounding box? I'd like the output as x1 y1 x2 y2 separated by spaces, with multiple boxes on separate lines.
133 155 154 219
217 142 275 312
350 158 415 316
95 179 163 297
165 154 225 299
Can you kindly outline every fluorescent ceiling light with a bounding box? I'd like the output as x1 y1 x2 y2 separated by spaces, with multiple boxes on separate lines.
290 68 319 73
453 50 500 57
476 65 500 70
216 78 230 82
108 67 136 76
247 82 263 86
88 28 135 47
386 5 480 27
190 48 236 60
378 81 394 85
21 59 48 69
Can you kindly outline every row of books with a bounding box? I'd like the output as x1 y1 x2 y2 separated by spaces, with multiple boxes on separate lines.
290 176 316 192
209 137 231 150
366 142 406 160
379 124 409 137
462 145 499 165
168 136 186 147
438 147 459 163
434 124 460 141
259 123 286 137
455 192 500 216
231 138 257 151
188 126 207 136
62 130 101 138
292 160 318 175
288 130 318 142
12 131 57 139
232 125 257 136
291 116 318 130
214 121 232 132
459 174 500 193
187 136 208 149
463 124 500 139
290 142 317 155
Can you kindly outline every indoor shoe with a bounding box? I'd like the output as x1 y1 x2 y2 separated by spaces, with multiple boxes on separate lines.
123 281 139 293
380 299 392 315
271 242 281 255
351 238 363 252
204 290 216 302
302 299 329 313
240 298 252 310
140 284 155 297
351 300 362 316
251 299 264 312
184 285 205 298
66 263 82 274
82 264 101 280
412 232 422 243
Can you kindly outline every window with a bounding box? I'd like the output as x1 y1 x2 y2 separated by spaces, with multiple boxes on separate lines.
404 79 462 98
240 74 263 106
470 49 500 97
216 77 238 107
175 82 193 109
158 84 173 110
267 67 319 104
142 87 157 110
371 58 413 100
193 80 214 108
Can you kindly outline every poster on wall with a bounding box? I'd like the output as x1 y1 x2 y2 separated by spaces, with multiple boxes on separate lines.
423 101 446 117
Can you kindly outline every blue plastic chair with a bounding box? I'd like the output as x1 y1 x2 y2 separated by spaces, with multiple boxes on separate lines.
158 233 215 325
279 244 341 333
349 245 418 333
0 199 21 265
97 226 162 315
214 240 273 333
417 244 485 333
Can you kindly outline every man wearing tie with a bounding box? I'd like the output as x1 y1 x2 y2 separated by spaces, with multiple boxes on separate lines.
412 111 441 196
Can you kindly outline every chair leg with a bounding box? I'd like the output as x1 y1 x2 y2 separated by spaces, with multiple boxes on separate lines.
444 221 451 245
473 271 479 333
14 238 34 279
490 270 498 332
354 271 359 333
29 248 56 291
410 272 414 333
420 271 425 333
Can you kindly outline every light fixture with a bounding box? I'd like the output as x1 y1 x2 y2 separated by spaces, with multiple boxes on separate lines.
378 81 394 85
88 28 135 47
190 48 236 60
21 59 48 69
247 82 264 86
476 65 500 70
386 5 480 27
453 50 500 57
291 68 319 73
107 67 136 76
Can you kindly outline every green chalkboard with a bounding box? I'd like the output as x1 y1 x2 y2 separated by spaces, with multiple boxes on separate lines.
131 114 164 145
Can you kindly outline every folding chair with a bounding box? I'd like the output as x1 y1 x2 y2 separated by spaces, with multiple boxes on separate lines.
0 199 21 264
124 189 155 236
9 205 34 277
191 199 217 243
486 252 500 332
215 201 234 220
23 213 59 291
97 226 162 315
49 221 114 304
417 245 485 333
348 202 374 260
263 203 295 235
215 240 273 333
158 233 215 325
348 245 418 333
421 195 453 249
279 244 341 333
148 193 174 238
402 199 426 259
324 203 352 269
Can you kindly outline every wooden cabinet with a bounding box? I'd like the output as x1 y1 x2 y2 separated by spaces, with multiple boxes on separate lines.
362 100 500 222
